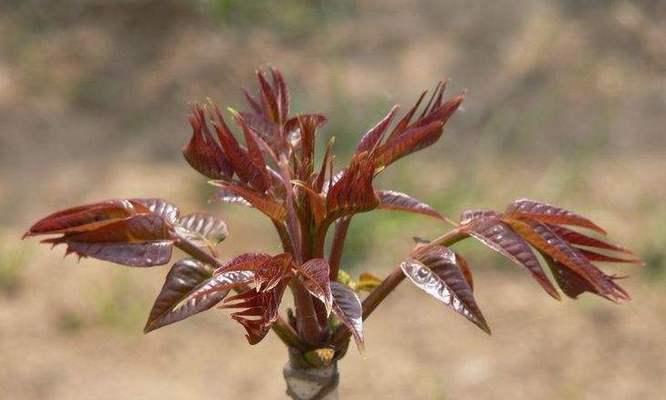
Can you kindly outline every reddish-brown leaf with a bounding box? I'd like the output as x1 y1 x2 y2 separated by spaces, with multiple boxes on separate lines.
183 105 234 180
325 152 379 222
376 190 443 220
210 182 287 222
216 253 292 291
41 214 175 267
355 105 399 154
373 121 444 168
233 111 271 189
212 108 269 193
415 94 464 130
543 256 629 301
144 258 229 333
331 281 364 351
407 246 490 333
313 137 335 193
25 199 139 237
454 251 475 291
221 280 288 345
256 69 280 124
289 114 327 176
506 199 607 235
576 248 643 264
216 253 272 274
505 218 630 302
460 211 560 300
297 259 333 314
546 224 635 255
387 90 427 140
270 67 290 123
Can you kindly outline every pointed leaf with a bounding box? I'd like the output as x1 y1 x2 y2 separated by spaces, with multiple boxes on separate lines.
212 107 269 192
373 121 444 168
406 246 490 333
144 258 224 332
460 213 560 300
575 248 643 264
506 199 607 234
270 67 290 123
233 111 272 188
256 69 280 124
183 105 233 180
505 218 630 302
546 224 635 255
376 190 443 220
331 281 364 351
297 259 333 314
543 256 629 301
356 105 398 154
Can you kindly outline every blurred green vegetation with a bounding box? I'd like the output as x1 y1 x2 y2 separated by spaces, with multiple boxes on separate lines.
209 0 355 39
0 244 28 298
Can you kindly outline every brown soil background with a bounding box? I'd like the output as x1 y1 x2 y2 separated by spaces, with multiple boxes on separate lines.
1 1 665 399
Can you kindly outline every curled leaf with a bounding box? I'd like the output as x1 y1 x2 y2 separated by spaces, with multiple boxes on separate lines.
183 104 233 180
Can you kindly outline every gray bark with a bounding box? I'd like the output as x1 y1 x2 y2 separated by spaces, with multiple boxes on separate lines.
283 348 339 400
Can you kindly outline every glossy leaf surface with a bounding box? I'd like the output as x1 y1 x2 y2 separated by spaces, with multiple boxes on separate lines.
331 281 364 351
405 246 490 333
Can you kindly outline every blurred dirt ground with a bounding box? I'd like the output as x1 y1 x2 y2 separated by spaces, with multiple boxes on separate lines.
1 1 665 399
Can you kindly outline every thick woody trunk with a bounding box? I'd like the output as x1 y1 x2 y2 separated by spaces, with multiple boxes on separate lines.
283 348 340 400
